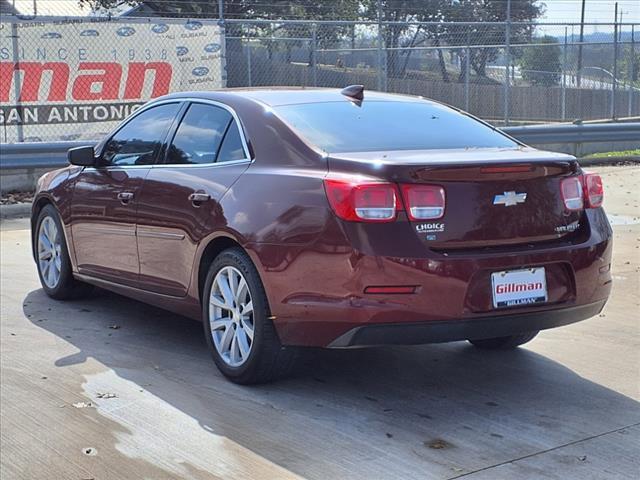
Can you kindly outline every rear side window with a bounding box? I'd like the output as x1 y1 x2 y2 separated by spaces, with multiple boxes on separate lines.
217 121 246 163
102 103 179 166
166 103 232 165
274 101 518 153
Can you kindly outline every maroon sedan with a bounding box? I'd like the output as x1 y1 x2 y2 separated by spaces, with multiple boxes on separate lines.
31 87 612 384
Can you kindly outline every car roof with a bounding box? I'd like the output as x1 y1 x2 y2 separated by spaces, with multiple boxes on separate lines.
167 87 430 107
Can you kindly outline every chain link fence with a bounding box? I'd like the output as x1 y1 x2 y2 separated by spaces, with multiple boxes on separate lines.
1 15 226 143
1 7 638 143
226 20 639 125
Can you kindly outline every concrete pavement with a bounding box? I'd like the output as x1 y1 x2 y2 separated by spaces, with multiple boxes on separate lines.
1 166 639 479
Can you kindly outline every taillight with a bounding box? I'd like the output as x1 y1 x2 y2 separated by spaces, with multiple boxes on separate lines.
583 173 604 208
324 179 399 222
400 184 445 220
560 174 604 211
560 177 584 211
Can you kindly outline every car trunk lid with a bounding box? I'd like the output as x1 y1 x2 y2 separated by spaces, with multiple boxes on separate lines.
328 147 584 249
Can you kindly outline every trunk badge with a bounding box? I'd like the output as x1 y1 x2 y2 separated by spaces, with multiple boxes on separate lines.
493 191 527 206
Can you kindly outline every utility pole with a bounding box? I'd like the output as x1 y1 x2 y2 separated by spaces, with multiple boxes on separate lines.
577 0 586 87
619 10 623 30
618 10 628 41
218 0 224 21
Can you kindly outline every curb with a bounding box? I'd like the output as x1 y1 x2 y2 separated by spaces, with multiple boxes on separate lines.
0 202 32 219
578 156 640 166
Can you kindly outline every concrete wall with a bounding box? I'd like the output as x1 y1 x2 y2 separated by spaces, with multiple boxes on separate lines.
1 168 49 194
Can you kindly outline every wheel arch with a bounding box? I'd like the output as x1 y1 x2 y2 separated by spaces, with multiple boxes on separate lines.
30 195 55 261
196 235 245 305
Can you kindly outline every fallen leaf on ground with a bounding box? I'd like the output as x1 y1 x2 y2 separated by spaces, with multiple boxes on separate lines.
426 439 451 449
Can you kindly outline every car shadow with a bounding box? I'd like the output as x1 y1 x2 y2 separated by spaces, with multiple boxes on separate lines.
23 287 640 479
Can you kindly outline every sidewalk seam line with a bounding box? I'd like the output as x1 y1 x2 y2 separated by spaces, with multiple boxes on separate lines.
447 421 640 479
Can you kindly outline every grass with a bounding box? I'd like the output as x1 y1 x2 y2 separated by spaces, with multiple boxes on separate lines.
584 149 640 159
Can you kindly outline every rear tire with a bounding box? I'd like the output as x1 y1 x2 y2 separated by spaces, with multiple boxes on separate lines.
202 247 296 384
35 205 93 300
468 331 539 350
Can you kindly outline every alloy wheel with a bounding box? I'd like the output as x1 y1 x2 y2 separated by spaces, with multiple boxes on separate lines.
209 266 255 367
37 216 62 289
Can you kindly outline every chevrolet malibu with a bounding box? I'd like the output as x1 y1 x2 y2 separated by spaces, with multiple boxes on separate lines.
31 87 612 384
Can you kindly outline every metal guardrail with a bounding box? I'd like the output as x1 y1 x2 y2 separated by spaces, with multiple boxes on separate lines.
502 122 640 145
0 141 90 170
0 123 638 171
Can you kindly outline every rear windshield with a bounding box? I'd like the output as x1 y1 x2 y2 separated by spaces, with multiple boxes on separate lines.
274 101 518 153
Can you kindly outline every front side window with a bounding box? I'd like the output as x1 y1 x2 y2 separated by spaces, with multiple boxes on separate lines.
165 103 235 165
274 101 519 154
102 103 180 166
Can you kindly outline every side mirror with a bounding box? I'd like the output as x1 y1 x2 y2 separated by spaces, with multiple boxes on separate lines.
68 146 96 167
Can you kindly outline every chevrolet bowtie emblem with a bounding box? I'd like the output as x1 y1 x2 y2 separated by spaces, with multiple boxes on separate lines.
493 191 527 206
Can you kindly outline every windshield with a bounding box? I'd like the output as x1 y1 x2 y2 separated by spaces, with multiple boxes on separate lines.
274 101 518 153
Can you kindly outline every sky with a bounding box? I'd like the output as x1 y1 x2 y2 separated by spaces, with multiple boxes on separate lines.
541 0 639 24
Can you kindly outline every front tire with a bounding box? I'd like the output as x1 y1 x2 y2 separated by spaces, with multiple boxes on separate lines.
468 331 539 350
35 205 92 300
202 247 296 384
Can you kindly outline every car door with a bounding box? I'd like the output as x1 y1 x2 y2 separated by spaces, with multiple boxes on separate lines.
135 100 252 296
70 102 182 287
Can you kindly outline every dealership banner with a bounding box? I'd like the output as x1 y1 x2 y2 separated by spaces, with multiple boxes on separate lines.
0 17 226 143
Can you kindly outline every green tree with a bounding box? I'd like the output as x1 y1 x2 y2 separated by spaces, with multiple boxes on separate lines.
620 50 640 88
361 1 544 81
518 35 561 86
450 0 544 80
80 0 359 21
361 1 451 80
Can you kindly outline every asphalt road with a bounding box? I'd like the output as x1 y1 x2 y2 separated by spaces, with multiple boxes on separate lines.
1 166 639 480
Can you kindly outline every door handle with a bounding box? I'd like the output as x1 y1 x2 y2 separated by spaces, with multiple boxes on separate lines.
117 192 134 204
189 192 211 206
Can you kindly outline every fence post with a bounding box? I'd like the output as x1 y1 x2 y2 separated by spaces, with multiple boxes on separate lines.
247 43 252 87
562 27 567 121
311 23 317 87
376 0 384 91
217 0 227 88
465 31 470 113
612 5 618 119
629 25 635 117
10 20 24 143
503 0 512 126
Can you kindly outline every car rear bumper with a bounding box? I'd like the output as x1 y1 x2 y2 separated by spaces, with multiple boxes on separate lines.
327 300 606 347
251 209 612 347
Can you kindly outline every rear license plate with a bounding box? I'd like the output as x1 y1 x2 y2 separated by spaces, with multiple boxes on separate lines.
491 268 547 308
